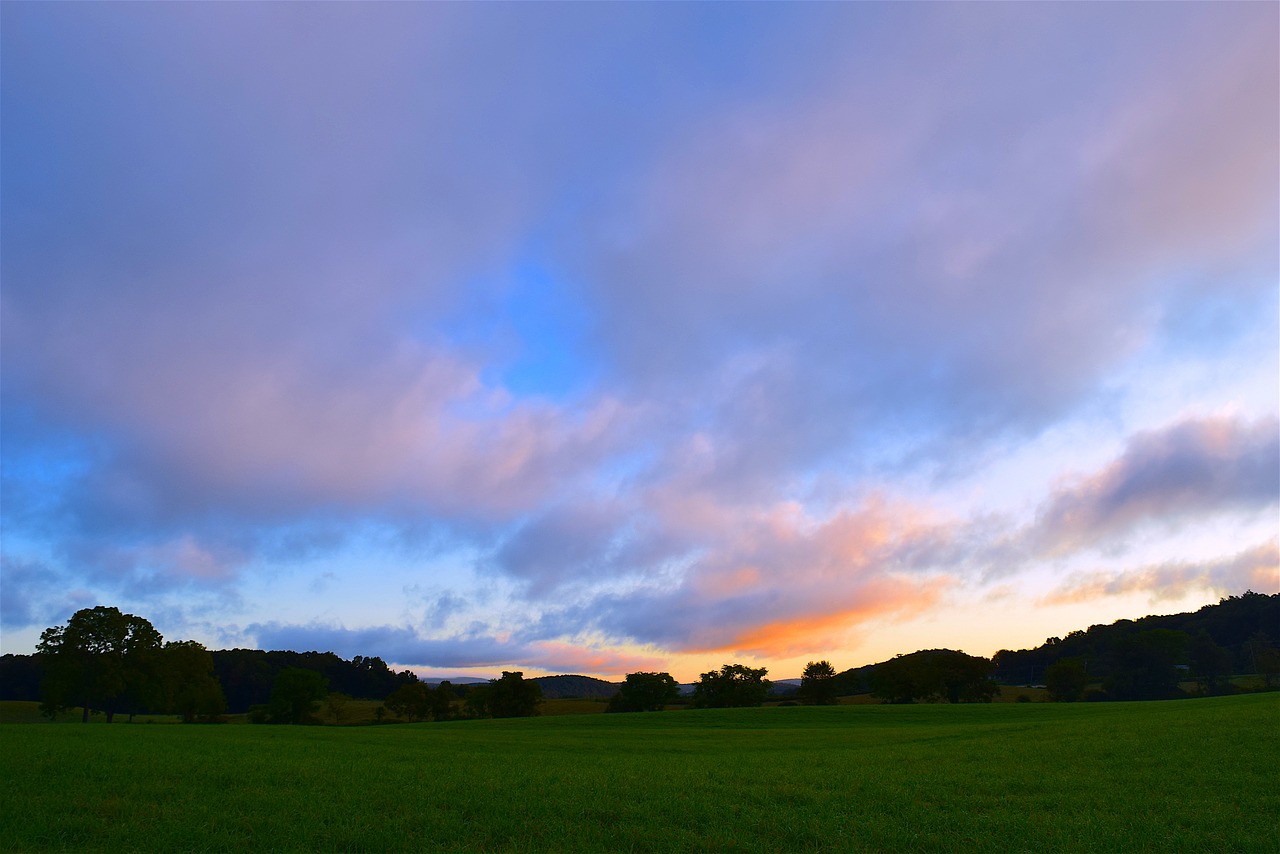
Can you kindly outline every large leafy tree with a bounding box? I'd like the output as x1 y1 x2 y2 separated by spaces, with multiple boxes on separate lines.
692 664 770 708
161 640 226 722
385 680 433 722
798 660 839 705
37 606 165 723
431 680 455 721
487 671 542 718
607 671 680 712
265 667 330 724
1044 658 1088 702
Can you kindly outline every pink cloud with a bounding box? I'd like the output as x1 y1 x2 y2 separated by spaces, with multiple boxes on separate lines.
10 275 634 522
1041 539 1279 606
525 641 666 678
698 576 949 658
584 495 961 658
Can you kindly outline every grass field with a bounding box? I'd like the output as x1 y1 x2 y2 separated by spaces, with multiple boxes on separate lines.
2 694 1276 852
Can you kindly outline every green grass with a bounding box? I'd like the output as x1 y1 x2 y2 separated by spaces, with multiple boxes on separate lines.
2 694 1276 852
0 700 187 725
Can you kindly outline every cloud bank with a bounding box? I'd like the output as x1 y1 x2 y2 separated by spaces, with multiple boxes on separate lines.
2 3 1275 674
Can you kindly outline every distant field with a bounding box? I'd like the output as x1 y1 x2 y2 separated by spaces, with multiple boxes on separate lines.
2 694 1276 852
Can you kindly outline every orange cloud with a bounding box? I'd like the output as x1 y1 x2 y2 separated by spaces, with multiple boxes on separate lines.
703 575 953 658
527 641 666 678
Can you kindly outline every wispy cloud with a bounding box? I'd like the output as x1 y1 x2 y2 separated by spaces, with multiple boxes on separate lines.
1041 540 1279 606
246 620 663 676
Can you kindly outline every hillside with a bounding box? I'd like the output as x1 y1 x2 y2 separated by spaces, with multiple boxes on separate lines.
989 590 1278 685
820 591 1280 700
531 674 618 699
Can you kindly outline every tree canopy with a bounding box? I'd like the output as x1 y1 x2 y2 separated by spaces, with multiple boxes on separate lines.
462 671 542 718
160 640 227 722
692 664 770 708
799 660 839 705
607 671 680 712
37 606 164 723
379 676 453 722
872 650 997 704
262 667 330 724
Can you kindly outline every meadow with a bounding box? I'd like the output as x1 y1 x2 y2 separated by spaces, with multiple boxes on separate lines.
2 694 1276 853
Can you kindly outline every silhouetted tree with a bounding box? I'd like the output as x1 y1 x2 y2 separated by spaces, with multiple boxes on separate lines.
1247 632 1280 689
608 672 680 712
431 680 455 721
799 660 839 705
265 668 329 724
692 664 770 708
463 683 491 718
1045 659 1088 702
487 671 542 718
386 680 432 722
1189 631 1233 694
37 606 164 723
161 640 226 722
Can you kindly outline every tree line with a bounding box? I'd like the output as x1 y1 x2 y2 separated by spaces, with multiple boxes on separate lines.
7 592 1276 722
19 605 551 724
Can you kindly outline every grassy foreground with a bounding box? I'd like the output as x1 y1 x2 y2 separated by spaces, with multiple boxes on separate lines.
2 694 1276 853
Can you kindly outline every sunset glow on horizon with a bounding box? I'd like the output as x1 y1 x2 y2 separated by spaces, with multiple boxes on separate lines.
2 3 1277 683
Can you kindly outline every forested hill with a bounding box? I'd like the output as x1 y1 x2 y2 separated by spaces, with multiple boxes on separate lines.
988 591 1279 686
531 675 619 699
816 591 1280 698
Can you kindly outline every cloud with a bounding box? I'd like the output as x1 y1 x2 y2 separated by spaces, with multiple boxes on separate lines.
0 554 107 632
1032 415 1279 554
548 498 959 657
246 620 661 676
524 641 665 677
491 500 634 596
571 3 1278 495
247 622 538 668
1041 540 1280 605
0 556 55 629
1 4 1275 668
475 412 1275 659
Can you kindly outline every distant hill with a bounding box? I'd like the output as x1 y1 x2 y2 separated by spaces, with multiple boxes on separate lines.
531 674 618 699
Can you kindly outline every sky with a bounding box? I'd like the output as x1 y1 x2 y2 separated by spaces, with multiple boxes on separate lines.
2 3 1277 682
